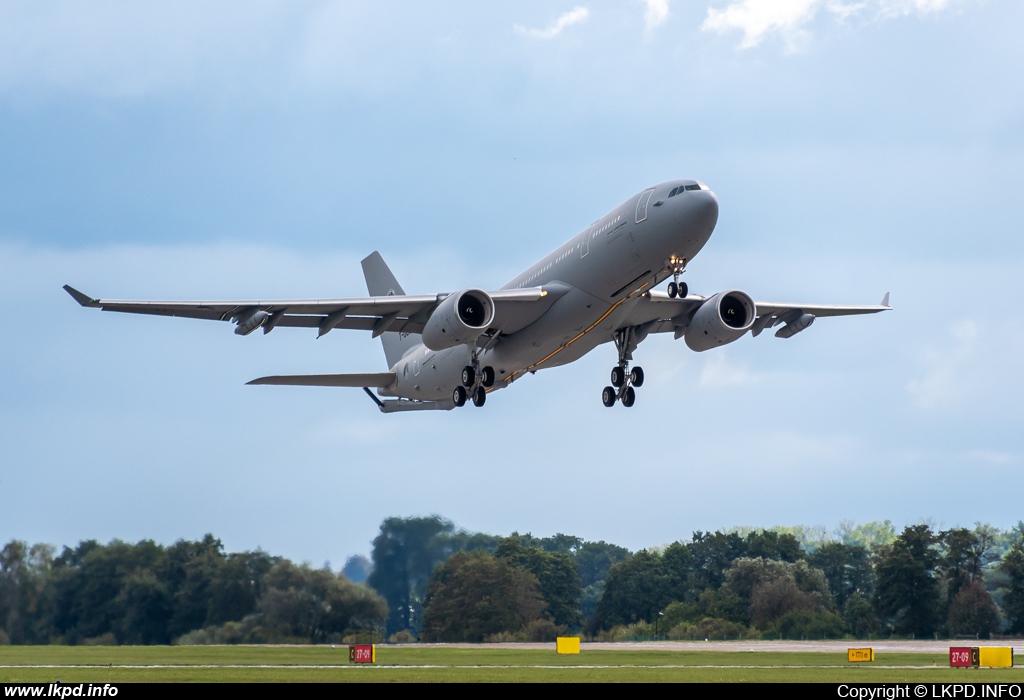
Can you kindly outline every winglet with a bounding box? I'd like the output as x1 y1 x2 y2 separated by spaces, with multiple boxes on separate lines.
881 292 890 308
63 285 100 307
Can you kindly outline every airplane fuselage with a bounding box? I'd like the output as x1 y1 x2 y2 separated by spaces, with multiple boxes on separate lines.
380 179 720 402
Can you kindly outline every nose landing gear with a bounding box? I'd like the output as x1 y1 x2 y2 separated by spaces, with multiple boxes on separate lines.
666 257 689 299
602 327 645 408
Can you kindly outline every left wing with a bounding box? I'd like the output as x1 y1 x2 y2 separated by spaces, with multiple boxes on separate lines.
621 290 891 339
63 284 558 339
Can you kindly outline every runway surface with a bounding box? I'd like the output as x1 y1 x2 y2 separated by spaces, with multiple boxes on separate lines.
417 640 1022 654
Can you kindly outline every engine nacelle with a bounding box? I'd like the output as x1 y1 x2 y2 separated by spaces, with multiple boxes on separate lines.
234 309 269 336
684 290 756 352
422 289 495 351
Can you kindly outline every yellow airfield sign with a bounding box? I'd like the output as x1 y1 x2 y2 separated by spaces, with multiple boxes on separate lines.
848 648 875 662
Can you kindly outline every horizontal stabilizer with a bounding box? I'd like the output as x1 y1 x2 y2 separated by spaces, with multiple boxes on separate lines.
247 372 396 388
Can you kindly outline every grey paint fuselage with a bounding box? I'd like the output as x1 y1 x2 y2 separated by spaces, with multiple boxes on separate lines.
381 180 719 401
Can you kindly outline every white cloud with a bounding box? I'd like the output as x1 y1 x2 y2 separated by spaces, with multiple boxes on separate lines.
644 0 670 31
702 0 973 50
878 0 964 17
827 1 867 21
514 7 590 40
702 0 820 50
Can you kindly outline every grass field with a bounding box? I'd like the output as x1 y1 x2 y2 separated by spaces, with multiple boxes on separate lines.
1 645 1021 682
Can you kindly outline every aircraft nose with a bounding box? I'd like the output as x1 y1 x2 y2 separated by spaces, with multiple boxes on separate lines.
698 188 719 232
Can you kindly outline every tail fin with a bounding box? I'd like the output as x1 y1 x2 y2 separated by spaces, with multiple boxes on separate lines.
361 251 420 369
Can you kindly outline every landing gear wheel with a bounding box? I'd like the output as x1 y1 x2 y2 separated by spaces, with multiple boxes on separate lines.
481 366 495 388
667 281 678 299
452 385 468 407
461 366 476 388
677 281 688 298
611 366 626 387
629 366 645 387
602 386 617 407
621 385 636 408
472 386 487 407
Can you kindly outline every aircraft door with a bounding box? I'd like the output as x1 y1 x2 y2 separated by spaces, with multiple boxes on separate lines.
635 189 654 223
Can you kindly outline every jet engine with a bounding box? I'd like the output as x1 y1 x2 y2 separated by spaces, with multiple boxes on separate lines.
684 290 756 352
422 289 495 351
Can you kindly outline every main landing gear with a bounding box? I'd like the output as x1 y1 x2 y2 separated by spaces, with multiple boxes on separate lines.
666 256 688 299
602 327 645 408
453 355 495 409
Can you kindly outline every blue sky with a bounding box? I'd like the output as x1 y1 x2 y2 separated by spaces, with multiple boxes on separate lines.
2 0 1022 566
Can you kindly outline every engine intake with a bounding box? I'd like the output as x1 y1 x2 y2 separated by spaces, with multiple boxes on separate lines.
684 290 756 352
422 289 495 351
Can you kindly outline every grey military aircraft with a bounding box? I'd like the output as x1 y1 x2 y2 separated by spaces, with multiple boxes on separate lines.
65 179 889 413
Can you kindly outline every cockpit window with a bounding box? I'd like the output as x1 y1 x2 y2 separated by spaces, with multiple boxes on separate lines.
669 183 702 197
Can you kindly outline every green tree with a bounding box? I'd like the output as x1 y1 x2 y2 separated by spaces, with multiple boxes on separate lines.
367 516 456 635
997 530 1024 634
744 530 803 563
575 541 631 589
163 535 226 638
575 540 631 620
687 531 747 593
537 533 584 555
50 539 165 643
256 561 387 642
838 520 897 549
808 542 874 609
764 609 845 639
495 538 582 629
112 569 171 644
341 555 372 584
662 542 695 600
205 553 263 626
940 528 984 604
0 541 54 644
874 525 941 637
724 557 833 629
947 580 999 637
843 592 880 638
420 551 544 642
594 550 671 629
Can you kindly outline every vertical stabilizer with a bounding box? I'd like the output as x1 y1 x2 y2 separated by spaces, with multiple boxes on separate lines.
361 251 420 369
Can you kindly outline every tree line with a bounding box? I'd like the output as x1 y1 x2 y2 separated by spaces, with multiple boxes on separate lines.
0 535 385 645
2 518 1023 644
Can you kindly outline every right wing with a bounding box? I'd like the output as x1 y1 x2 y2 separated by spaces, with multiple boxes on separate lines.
63 283 564 339
618 290 891 338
